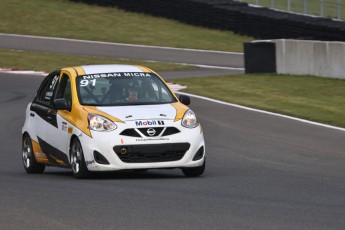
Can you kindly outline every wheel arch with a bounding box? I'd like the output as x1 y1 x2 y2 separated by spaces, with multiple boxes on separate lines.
22 131 30 139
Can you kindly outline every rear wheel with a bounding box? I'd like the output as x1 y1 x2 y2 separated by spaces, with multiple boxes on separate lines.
22 134 45 174
70 138 90 179
182 160 205 177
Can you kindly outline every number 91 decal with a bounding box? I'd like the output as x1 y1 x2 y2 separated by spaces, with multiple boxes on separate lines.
80 79 96 87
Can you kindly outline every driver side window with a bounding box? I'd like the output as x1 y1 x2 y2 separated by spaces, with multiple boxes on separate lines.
55 74 72 108
36 72 60 106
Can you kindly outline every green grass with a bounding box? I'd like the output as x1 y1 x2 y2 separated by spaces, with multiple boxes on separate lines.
172 74 345 128
240 0 344 19
0 0 252 52
0 49 190 72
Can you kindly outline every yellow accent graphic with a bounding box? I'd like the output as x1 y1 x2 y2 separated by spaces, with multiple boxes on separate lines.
57 68 93 137
58 109 91 137
50 155 67 166
68 126 73 134
171 102 188 122
31 140 49 164
83 106 125 123
73 66 86 76
136 65 153 73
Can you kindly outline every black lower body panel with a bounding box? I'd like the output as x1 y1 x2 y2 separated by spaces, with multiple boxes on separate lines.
113 143 190 163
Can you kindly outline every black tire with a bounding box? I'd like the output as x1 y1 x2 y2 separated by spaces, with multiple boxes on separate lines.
22 134 45 174
182 160 205 177
70 138 91 179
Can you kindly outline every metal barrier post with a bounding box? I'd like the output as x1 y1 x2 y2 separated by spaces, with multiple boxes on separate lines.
337 0 342 19
304 0 308 14
288 0 291 11
320 0 324 17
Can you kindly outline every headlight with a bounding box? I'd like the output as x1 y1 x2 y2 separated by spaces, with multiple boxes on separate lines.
181 110 199 128
88 114 117 131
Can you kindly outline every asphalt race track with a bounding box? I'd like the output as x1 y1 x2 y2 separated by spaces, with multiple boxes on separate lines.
0 33 244 70
1 72 345 230
1 34 345 229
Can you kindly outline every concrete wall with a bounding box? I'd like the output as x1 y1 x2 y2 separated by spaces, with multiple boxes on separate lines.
275 39 345 79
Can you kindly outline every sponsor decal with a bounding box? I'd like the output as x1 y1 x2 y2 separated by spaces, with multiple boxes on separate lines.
135 138 169 142
135 120 165 126
62 122 67 131
50 75 59 89
82 72 151 80
85 160 95 166
79 72 152 87
120 138 124 144
68 126 73 134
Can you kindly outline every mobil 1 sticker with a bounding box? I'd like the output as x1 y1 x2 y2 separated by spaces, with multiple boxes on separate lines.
134 120 165 126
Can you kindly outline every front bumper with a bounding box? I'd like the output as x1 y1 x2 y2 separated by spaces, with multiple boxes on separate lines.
79 121 205 171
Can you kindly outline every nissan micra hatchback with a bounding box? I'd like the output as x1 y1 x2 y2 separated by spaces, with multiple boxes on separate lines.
22 65 205 178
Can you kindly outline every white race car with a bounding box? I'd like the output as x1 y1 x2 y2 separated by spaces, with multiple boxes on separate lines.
22 65 205 178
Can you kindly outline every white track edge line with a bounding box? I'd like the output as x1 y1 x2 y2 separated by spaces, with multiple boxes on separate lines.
175 63 244 70
177 92 345 132
0 33 244 55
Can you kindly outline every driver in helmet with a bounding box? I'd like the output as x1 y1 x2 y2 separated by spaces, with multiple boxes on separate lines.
128 81 140 102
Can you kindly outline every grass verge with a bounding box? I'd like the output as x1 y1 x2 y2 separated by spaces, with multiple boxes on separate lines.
0 0 252 52
172 74 345 128
0 49 190 72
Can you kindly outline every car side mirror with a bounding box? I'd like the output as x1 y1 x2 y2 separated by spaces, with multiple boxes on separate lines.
179 95 190 105
54 98 70 111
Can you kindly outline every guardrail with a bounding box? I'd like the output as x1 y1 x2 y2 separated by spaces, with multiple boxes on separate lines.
235 0 344 20
71 0 345 41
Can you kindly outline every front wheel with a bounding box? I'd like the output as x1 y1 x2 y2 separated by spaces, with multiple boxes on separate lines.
182 160 205 177
70 138 91 179
22 134 45 174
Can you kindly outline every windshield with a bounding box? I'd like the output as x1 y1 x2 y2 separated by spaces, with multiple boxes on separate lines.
76 72 177 106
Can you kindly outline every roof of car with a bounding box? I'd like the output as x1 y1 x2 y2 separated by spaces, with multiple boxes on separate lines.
62 64 153 77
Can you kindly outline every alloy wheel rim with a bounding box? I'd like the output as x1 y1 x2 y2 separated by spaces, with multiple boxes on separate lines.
22 137 31 168
71 142 81 173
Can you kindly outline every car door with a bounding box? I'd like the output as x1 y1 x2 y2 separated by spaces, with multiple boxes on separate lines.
30 70 59 142
44 72 73 167
30 70 69 167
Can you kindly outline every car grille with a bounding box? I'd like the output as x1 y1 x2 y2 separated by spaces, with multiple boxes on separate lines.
161 127 180 136
120 127 181 138
119 129 141 137
113 143 190 163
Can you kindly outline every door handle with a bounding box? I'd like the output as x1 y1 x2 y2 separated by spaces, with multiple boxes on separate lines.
30 112 35 117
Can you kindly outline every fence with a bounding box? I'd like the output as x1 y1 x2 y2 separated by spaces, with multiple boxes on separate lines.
236 0 344 20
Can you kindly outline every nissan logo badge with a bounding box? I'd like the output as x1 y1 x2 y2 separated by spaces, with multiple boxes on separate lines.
147 128 156 136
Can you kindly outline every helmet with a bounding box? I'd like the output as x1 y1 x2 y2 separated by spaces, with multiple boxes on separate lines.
128 80 140 102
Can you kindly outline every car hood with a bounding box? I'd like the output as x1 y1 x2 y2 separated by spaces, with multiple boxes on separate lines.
85 103 182 121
